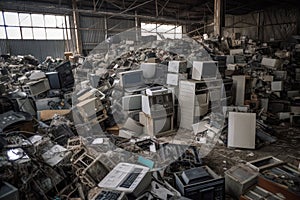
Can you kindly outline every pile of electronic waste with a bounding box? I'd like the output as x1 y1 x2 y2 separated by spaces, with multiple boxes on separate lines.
0 34 300 199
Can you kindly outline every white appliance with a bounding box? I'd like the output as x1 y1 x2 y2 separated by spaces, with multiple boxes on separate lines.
228 112 256 149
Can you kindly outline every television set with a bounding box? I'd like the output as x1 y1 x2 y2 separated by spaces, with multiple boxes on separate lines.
192 61 218 80
146 114 173 136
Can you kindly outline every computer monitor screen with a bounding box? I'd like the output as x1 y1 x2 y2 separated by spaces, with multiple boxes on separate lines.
46 72 61 89
55 61 74 88
192 61 218 80
140 63 157 79
153 116 171 134
120 70 144 88
202 62 217 79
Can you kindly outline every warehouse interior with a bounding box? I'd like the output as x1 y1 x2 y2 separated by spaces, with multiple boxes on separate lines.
0 0 300 199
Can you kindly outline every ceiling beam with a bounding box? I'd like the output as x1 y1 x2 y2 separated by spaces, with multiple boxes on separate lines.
1 1 205 24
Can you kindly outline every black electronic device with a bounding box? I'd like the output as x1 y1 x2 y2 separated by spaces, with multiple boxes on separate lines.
51 124 75 146
182 167 212 184
92 189 127 200
268 101 290 113
55 61 74 88
175 166 225 200
0 97 17 114
46 71 61 89
211 55 227 78
0 111 27 133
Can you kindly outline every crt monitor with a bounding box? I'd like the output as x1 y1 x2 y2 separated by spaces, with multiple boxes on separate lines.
153 116 172 134
119 70 144 88
192 61 218 80
140 63 157 79
55 61 74 88
46 72 61 89
202 62 218 79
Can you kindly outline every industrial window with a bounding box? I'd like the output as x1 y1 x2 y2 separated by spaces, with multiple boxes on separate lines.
141 22 182 40
0 11 71 40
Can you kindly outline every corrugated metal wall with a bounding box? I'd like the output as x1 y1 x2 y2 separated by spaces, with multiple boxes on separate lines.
0 39 66 61
107 18 135 36
79 15 135 54
80 15 106 53
223 7 299 42
262 7 298 41
224 13 258 40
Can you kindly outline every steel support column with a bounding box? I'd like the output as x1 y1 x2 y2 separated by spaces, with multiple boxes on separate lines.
297 9 300 35
214 0 225 36
72 0 82 54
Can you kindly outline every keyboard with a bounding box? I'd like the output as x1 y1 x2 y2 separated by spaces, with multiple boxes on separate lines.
119 168 143 188
95 190 122 200
98 162 151 196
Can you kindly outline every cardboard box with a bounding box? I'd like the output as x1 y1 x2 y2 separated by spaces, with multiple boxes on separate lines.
147 57 160 63
37 110 70 121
